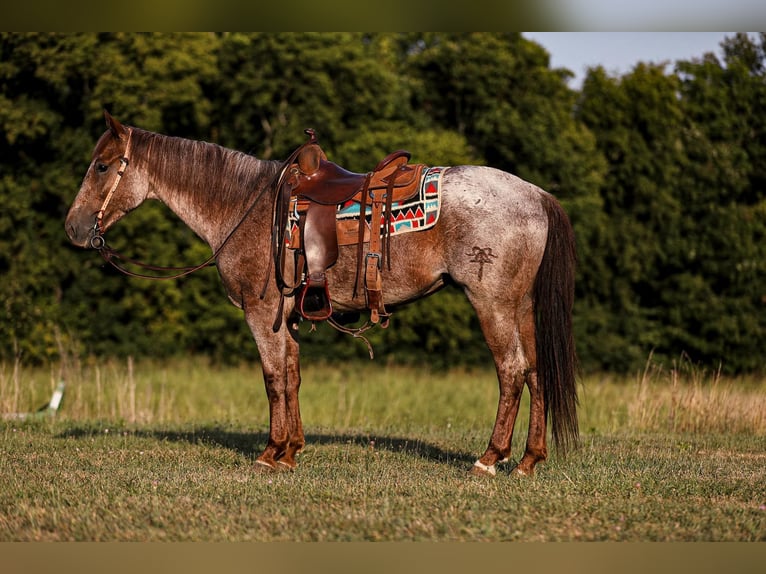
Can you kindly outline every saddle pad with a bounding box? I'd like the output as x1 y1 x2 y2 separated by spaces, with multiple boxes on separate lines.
288 166 445 244
339 166 444 233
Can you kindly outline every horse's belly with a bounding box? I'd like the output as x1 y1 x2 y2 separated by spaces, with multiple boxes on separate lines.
325 227 447 310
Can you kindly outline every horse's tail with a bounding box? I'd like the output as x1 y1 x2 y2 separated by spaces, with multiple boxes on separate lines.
535 193 579 455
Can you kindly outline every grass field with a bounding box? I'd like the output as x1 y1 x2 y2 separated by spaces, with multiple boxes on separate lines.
1 355 764 541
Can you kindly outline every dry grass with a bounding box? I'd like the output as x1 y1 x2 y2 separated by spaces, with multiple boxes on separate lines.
3 352 765 435
629 353 766 435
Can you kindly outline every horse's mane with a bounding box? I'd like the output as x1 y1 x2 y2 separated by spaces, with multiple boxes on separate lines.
131 128 281 211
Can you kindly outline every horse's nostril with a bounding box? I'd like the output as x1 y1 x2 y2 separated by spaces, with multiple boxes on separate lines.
65 221 79 242
65 219 88 247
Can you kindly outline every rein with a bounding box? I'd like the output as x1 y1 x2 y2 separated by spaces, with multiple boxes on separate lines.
96 244 221 281
90 129 286 281
90 127 384 352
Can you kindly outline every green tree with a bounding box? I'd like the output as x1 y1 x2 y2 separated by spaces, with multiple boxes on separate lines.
670 33 766 371
576 33 766 373
0 33 225 361
1 33 95 360
577 63 694 371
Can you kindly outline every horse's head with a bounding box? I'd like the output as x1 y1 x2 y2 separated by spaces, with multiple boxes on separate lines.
65 110 149 248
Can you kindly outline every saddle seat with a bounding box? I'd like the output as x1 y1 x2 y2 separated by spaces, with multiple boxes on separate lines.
280 131 427 325
294 150 419 205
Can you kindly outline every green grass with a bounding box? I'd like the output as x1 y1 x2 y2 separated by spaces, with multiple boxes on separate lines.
1 356 764 541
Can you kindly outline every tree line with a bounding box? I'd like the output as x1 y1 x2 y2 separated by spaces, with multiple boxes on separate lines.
1 32 764 373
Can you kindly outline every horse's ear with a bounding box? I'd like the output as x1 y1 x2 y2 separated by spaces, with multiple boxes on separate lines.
103 109 128 141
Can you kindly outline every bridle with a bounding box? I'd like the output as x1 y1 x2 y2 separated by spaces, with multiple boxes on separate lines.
90 128 132 250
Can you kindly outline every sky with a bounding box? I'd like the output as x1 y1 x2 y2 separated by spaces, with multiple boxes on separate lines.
539 0 766 30
523 32 739 88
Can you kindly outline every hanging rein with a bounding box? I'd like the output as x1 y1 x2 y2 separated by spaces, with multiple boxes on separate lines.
90 130 379 354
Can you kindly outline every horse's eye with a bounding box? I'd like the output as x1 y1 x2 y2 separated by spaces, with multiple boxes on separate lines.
96 162 109 174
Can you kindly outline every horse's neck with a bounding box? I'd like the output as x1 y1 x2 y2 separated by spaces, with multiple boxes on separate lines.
141 133 278 250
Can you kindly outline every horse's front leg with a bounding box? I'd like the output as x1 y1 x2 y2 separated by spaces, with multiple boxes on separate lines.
256 364 289 471
247 308 304 472
279 317 305 469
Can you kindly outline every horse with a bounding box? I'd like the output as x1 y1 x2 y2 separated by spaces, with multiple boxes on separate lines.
65 111 579 477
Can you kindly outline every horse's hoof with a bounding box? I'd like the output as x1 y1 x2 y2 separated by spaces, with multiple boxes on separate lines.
511 465 534 478
470 460 497 477
276 460 296 472
253 459 278 473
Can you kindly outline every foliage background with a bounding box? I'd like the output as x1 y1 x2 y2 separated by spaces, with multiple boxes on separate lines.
2 32 765 374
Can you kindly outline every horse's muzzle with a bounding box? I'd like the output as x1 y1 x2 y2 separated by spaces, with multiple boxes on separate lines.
65 214 99 249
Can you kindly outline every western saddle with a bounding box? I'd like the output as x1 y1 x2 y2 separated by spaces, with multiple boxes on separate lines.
271 129 426 328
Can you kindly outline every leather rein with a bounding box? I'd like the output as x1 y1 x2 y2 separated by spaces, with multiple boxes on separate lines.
89 128 299 282
90 128 382 353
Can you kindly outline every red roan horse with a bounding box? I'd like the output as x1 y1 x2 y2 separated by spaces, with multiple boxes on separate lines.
65 111 578 477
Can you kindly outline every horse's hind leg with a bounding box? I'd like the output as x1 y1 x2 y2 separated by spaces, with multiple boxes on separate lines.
469 294 532 477
513 304 548 476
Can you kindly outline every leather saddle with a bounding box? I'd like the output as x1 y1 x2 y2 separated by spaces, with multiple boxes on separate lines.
273 129 426 325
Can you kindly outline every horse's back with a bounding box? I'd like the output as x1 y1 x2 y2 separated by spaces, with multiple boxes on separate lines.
441 165 549 224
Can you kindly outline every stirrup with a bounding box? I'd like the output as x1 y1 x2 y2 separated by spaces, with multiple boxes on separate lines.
297 275 333 321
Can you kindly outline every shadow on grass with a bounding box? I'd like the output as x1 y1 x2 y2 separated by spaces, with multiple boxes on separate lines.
56 425 477 470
